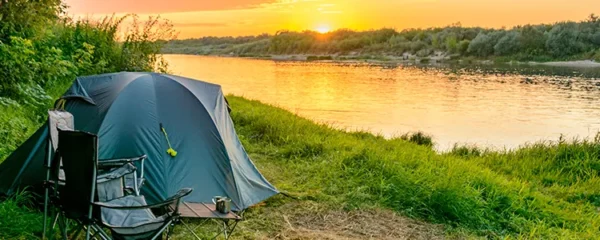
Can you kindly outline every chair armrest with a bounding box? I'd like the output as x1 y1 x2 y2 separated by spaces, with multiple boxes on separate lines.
93 188 192 210
99 155 147 167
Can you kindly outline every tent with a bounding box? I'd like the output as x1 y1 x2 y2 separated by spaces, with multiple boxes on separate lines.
0 72 278 210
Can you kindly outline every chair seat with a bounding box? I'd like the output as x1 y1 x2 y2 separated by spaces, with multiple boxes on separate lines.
100 195 167 238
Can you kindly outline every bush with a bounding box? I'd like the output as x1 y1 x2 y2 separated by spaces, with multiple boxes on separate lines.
400 131 434 147
445 35 458 53
545 23 588 58
494 31 520 55
468 32 495 57
458 40 470 55
449 144 483 158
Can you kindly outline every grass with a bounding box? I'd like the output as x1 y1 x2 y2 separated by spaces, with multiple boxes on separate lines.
400 132 434 147
2 96 600 239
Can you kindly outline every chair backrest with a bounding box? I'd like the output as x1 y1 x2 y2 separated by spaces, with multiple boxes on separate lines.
58 130 98 220
46 110 74 170
48 110 75 151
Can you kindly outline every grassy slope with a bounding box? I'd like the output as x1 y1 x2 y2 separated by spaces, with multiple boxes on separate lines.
2 96 600 239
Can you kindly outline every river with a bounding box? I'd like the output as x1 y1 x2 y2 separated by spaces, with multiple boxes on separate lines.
164 54 600 151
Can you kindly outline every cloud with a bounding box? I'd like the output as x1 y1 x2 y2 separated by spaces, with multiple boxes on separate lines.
174 22 229 28
64 0 279 14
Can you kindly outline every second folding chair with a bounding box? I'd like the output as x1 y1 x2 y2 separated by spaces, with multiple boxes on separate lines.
55 129 192 240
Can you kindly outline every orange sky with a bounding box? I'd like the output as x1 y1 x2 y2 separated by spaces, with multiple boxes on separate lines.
64 0 600 38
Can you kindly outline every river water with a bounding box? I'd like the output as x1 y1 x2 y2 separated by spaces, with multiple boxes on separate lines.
164 54 600 151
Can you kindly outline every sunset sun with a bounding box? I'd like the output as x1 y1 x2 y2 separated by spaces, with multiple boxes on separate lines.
315 25 331 33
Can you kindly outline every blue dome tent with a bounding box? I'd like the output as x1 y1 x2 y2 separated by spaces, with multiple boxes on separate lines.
0 72 278 210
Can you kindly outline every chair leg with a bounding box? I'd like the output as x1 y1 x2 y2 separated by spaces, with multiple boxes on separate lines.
92 224 112 240
70 223 84 239
150 220 173 240
42 189 49 239
57 212 68 240
85 224 91 240
52 211 60 229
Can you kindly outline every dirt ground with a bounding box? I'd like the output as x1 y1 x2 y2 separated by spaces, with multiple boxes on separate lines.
255 202 446 240
172 200 446 240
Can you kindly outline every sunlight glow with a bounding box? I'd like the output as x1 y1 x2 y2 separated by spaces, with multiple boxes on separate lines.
64 0 600 37
315 25 331 33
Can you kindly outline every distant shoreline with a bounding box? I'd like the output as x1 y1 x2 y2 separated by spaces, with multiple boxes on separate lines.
164 53 600 68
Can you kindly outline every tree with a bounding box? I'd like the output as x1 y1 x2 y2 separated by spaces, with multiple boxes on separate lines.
545 23 587 57
494 31 520 55
458 40 470 55
468 32 494 56
517 25 546 54
0 0 63 42
587 13 599 23
445 35 458 53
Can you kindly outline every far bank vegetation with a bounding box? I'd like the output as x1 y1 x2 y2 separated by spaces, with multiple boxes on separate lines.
163 14 600 62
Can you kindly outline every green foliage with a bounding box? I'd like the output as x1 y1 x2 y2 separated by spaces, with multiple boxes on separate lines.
400 131 434 147
0 0 62 41
164 14 600 62
467 32 494 56
225 96 600 238
448 144 483 158
0 2 174 162
467 31 506 57
445 35 458 53
494 31 520 55
545 23 588 57
0 190 42 239
458 39 470 55
517 25 548 57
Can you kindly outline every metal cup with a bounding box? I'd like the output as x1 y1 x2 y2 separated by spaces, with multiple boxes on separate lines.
212 196 231 213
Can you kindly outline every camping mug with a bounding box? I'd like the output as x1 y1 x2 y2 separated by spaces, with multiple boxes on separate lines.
212 196 231 214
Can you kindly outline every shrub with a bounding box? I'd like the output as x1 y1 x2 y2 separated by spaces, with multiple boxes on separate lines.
468 32 495 57
545 23 588 58
400 131 434 147
458 39 470 55
494 31 520 55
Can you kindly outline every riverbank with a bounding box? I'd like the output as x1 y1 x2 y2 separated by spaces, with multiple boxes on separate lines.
2 96 600 238
175 53 600 68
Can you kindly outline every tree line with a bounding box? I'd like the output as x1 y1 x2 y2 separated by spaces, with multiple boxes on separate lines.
163 14 600 62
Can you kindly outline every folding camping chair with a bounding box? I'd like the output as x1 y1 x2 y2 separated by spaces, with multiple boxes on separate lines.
55 129 192 240
42 110 148 239
45 110 147 195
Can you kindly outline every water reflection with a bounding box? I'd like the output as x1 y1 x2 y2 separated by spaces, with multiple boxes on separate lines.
164 55 600 151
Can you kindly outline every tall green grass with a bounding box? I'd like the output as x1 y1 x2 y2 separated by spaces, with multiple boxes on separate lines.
0 190 42 239
227 96 600 238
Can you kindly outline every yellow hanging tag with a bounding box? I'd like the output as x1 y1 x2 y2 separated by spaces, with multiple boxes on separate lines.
160 123 177 157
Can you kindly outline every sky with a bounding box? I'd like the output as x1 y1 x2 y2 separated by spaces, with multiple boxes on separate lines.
64 0 600 38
